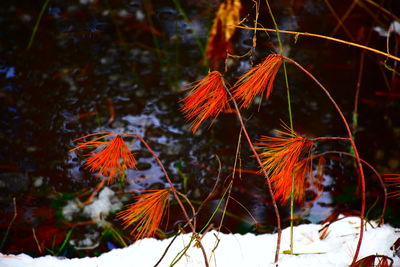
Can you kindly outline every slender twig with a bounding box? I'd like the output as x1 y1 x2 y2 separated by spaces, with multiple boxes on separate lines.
229 196 258 224
265 0 294 254
154 155 223 267
81 179 105 205
0 197 17 249
322 0 355 42
250 0 260 65
206 129 243 264
175 191 197 229
223 84 281 263
27 0 51 50
282 56 366 264
154 232 181 267
234 25 400 62
353 50 365 138
125 133 209 267
170 234 196 266
316 150 387 226
168 184 232 266
329 0 357 39
216 129 242 233
363 0 400 22
32 228 43 254
195 155 223 217
311 137 351 142
126 134 192 228
172 0 205 55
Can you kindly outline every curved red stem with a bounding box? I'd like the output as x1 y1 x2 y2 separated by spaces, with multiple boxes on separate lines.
125 133 209 267
317 150 387 226
223 86 282 263
282 56 366 265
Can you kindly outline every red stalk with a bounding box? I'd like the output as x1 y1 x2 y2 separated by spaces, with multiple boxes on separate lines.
125 133 209 267
223 85 282 263
282 56 366 265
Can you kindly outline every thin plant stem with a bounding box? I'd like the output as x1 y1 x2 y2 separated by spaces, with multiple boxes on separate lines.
329 0 357 39
351 48 367 157
198 180 234 236
172 188 230 266
56 228 73 256
170 237 195 266
125 134 209 267
264 0 294 130
216 129 242 232
265 0 294 254
234 25 400 62
311 137 351 141
126 134 191 225
282 56 366 264
252 0 259 60
223 84 281 263
316 150 387 226
155 156 224 267
27 0 51 50
172 0 205 56
289 172 294 253
363 0 400 22
175 191 197 229
32 227 43 253
0 197 17 249
154 231 181 266
322 0 355 42
193 156 223 219
210 128 243 262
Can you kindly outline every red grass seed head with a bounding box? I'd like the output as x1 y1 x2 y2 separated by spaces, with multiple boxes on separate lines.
117 189 171 240
180 71 229 133
256 126 314 204
232 54 283 108
71 133 137 184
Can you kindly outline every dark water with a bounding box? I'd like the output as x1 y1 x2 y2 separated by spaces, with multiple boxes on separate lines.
0 0 399 258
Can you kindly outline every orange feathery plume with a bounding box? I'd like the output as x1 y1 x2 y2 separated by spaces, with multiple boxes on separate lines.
180 71 229 133
71 132 137 184
384 174 400 198
256 126 314 204
232 54 283 108
117 189 170 240
205 0 241 67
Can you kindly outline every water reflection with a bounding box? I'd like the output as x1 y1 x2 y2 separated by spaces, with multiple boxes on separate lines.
0 0 398 257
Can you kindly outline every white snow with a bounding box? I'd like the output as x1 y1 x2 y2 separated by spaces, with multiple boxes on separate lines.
62 187 123 223
1 216 398 267
374 21 400 37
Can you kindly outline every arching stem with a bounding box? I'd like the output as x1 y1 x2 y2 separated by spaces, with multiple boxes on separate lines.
126 133 209 267
223 84 282 263
316 150 387 226
282 56 366 264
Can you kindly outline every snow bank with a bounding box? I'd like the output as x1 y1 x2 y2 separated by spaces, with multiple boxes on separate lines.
1 216 398 267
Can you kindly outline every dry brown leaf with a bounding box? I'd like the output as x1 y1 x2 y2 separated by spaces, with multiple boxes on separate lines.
206 0 241 67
